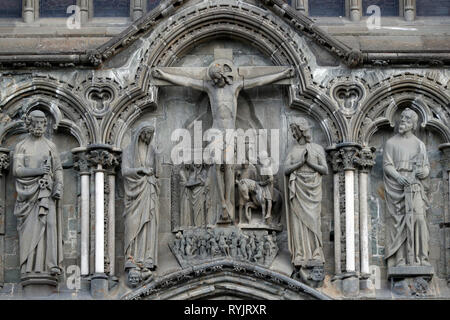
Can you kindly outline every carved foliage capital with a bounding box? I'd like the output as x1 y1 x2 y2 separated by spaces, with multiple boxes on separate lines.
86 148 121 170
327 144 361 172
354 147 377 173
72 151 91 173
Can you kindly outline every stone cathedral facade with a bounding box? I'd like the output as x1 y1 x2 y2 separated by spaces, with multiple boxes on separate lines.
0 0 449 300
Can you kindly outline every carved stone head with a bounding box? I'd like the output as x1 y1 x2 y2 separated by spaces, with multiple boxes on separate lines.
139 126 155 144
26 110 47 138
290 117 312 143
127 268 142 287
310 266 325 282
399 108 419 134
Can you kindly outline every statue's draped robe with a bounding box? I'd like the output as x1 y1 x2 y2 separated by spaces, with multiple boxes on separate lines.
286 143 325 266
179 166 192 228
123 133 159 268
383 134 430 265
13 137 63 274
180 165 210 227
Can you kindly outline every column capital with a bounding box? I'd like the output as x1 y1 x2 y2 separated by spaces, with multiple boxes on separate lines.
72 147 91 174
327 143 362 172
0 147 10 174
354 146 377 173
86 144 122 172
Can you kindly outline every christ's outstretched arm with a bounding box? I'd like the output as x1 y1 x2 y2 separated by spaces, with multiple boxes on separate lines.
243 67 294 90
152 68 204 91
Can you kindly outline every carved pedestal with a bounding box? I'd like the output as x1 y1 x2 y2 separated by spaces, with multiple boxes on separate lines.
21 273 58 297
388 266 434 297
292 261 325 289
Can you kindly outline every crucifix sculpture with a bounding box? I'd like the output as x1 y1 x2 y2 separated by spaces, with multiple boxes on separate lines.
152 49 294 224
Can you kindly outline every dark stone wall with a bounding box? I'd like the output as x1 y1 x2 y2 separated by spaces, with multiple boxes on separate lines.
309 0 345 17
93 0 130 17
0 0 22 18
416 0 450 16
363 0 399 16
40 0 77 18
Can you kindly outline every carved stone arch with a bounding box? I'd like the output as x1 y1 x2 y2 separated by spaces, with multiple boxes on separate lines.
354 77 450 145
289 92 346 145
0 82 97 146
0 95 88 147
121 260 331 300
103 0 346 146
108 88 158 147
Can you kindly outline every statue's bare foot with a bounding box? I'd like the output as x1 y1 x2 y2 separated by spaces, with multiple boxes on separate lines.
50 267 61 276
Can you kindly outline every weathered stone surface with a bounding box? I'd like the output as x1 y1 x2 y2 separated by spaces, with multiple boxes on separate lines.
0 0 448 300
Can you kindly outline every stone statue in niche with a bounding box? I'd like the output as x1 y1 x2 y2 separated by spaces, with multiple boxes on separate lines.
284 117 328 287
122 124 159 287
152 48 294 223
383 108 433 294
179 161 211 228
13 110 63 278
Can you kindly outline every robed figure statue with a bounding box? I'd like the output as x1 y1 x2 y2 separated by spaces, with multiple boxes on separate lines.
122 124 160 274
383 108 431 268
13 110 63 276
284 118 328 268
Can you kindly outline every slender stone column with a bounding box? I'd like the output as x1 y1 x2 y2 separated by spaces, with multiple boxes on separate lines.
335 143 361 296
72 148 91 276
295 0 307 15
359 170 369 274
0 148 10 287
94 164 105 274
132 0 144 20
86 145 119 299
404 0 415 22
80 0 89 24
106 148 121 277
439 143 450 284
327 147 343 277
345 169 355 272
23 0 35 23
354 147 376 290
350 0 361 22
333 172 341 275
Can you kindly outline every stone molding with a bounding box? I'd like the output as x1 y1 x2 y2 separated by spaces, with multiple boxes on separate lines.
122 259 332 300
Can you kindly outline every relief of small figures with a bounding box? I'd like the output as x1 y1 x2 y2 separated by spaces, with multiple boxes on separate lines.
170 228 279 268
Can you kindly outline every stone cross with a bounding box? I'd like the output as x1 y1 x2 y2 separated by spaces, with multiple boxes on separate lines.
152 48 294 224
